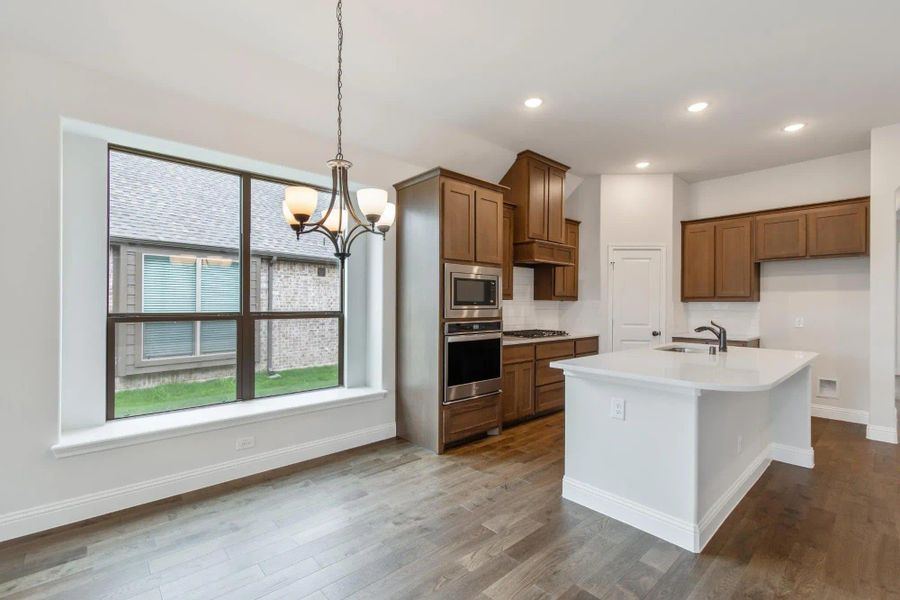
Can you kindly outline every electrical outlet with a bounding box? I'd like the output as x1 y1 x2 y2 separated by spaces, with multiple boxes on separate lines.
235 436 255 451
610 397 625 420
794 316 805 328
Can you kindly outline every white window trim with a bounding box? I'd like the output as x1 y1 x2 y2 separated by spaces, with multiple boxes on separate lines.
53 386 387 458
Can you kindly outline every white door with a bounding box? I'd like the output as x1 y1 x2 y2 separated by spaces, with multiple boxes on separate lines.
610 248 664 351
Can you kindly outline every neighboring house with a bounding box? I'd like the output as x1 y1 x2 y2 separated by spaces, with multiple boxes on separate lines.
108 150 341 390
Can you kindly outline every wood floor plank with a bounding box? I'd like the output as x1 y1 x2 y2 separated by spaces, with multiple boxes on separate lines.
1 414 897 600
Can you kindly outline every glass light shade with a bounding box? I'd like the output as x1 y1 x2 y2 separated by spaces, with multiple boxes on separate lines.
323 208 349 233
356 188 388 221
284 186 318 221
281 200 299 225
375 202 395 232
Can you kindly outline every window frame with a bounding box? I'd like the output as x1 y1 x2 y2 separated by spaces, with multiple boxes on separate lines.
106 145 345 421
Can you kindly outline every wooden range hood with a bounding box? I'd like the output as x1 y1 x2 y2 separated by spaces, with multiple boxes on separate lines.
500 150 575 266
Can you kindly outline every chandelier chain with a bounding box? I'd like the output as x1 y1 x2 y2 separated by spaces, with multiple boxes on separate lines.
335 0 344 160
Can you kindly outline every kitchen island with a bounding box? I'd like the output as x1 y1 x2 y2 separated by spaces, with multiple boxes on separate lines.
551 343 817 552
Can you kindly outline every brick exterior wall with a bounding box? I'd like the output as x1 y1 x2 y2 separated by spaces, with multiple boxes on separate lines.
113 246 340 391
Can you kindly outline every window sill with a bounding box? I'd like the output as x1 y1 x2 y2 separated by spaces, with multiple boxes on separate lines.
52 387 388 458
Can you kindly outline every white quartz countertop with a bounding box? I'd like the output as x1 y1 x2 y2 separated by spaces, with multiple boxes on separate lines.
550 344 817 392
502 332 599 346
671 331 760 342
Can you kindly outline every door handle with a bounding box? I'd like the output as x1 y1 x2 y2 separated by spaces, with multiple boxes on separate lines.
651 330 661 337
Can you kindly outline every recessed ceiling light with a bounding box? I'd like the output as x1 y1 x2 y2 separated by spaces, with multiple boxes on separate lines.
524 97 543 108
783 122 806 133
635 161 650 169
687 101 709 113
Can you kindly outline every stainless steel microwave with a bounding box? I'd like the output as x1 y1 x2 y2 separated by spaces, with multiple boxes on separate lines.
444 263 502 320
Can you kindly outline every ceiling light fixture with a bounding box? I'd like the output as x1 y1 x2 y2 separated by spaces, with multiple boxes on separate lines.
783 122 806 133
524 97 543 108
687 101 709 113
282 0 394 266
635 161 650 169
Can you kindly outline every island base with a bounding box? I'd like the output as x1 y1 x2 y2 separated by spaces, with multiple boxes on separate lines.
562 366 814 553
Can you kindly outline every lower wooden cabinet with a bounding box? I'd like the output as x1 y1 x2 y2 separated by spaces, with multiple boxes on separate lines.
442 394 501 445
535 382 565 413
671 337 760 348
501 336 598 426
501 361 534 422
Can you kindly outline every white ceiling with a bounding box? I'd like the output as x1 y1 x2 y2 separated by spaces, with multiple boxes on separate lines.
2 0 900 181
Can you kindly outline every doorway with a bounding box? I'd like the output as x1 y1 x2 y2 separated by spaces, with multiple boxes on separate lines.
608 246 666 351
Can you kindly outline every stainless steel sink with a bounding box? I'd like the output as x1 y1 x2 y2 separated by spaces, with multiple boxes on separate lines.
656 345 708 354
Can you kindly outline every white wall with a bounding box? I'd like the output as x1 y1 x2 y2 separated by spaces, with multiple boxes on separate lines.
869 124 900 443
561 174 681 351
0 48 422 540
685 150 872 421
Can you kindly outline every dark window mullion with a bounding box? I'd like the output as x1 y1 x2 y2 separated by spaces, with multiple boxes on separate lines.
239 175 254 401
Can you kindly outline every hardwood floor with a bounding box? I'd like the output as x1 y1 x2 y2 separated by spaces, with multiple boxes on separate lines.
1 414 897 599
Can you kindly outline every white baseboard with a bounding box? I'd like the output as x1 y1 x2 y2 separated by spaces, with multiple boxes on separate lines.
770 443 815 468
810 403 868 425
697 445 771 551
563 441 813 554
866 425 899 444
562 476 698 552
0 422 396 543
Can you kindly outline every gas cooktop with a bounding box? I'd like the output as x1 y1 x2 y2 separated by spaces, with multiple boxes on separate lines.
503 329 570 339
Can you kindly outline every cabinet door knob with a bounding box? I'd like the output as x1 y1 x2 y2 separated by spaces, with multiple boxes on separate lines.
651 330 661 337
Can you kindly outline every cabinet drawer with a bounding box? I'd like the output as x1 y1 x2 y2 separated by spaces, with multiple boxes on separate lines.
574 337 599 356
503 343 535 365
442 394 501 444
535 383 565 413
535 340 575 360
535 358 565 386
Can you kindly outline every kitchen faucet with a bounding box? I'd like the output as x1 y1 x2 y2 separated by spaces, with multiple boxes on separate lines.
694 321 727 352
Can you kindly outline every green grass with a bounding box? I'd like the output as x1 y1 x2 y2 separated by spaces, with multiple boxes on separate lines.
114 365 339 418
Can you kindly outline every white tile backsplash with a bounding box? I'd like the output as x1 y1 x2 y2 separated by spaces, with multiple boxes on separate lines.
682 303 760 336
502 267 562 330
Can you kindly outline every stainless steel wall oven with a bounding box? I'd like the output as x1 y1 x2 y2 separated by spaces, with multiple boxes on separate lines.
443 320 502 405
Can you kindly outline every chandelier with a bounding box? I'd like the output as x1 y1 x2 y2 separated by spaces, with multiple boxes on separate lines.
282 0 394 265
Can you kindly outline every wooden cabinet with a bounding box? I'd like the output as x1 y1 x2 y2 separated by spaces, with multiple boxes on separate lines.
500 150 574 266
440 175 506 266
526 161 548 240
682 222 716 300
715 218 757 299
502 204 515 299
441 180 476 262
442 394 501 444
755 211 807 260
547 168 566 243
500 336 597 425
474 188 503 264
501 361 534 423
807 202 867 257
534 220 579 300
681 197 868 303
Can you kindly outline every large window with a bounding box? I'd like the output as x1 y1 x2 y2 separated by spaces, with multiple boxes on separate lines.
108 148 342 419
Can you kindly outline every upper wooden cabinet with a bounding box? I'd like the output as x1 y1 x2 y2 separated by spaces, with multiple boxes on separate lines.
807 202 867 257
755 210 807 260
429 171 506 266
500 150 574 266
534 219 580 300
681 197 869 302
474 188 504 264
682 222 716 300
502 203 515 299
714 218 757 300
441 180 476 262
